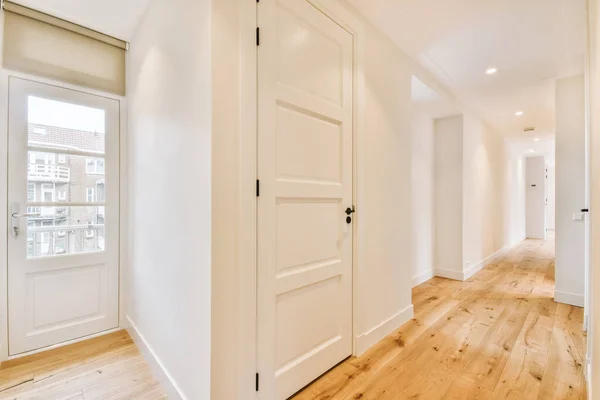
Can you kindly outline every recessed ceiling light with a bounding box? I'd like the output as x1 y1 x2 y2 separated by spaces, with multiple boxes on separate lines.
528 149 535 153
515 111 524 116
486 67 498 75
533 137 540 141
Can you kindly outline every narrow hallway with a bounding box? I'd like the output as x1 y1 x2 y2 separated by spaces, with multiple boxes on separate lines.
294 239 586 399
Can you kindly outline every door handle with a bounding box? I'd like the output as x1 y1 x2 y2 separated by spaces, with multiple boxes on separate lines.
345 206 356 215
12 212 40 218
10 203 39 238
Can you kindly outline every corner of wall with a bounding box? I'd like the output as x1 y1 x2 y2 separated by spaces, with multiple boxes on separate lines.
353 304 414 356
127 316 186 400
412 269 435 287
553 290 585 307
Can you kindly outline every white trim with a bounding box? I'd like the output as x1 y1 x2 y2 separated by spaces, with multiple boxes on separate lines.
435 246 510 282
238 0 258 396
412 269 435 287
126 316 185 400
353 304 414 356
554 289 585 307
0 67 126 363
6 327 121 360
463 246 508 280
434 267 465 281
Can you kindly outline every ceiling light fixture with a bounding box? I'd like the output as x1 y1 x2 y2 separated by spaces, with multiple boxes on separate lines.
486 67 498 75
533 137 540 141
515 111 524 116
528 149 535 153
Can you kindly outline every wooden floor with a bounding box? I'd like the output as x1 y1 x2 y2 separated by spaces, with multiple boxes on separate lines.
0 239 586 399
0 330 165 400
294 239 587 400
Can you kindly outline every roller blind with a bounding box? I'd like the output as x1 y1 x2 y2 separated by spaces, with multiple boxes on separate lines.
3 1 127 95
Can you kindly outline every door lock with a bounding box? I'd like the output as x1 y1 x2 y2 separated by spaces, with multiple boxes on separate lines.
345 206 355 224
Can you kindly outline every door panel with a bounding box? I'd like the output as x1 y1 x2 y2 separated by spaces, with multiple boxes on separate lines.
8 78 119 355
257 0 354 398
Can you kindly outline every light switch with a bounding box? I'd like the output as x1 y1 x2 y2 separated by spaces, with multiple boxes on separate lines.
573 212 584 221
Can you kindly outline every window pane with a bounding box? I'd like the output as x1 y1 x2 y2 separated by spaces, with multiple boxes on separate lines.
27 184 35 201
28 96 105 154
28 152 105 203
26 206 106 258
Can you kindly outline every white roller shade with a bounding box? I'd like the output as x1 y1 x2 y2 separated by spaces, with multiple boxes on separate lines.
3 1 127 95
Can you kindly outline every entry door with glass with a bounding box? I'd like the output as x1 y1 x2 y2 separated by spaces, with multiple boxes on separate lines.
7 78 120 355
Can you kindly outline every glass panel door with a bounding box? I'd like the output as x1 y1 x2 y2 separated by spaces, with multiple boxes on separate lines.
7 77 120 355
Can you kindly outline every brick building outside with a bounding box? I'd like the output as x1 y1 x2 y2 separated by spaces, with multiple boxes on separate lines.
27 123 105 257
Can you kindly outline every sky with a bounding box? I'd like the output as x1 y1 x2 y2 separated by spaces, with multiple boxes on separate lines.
28 96 106 134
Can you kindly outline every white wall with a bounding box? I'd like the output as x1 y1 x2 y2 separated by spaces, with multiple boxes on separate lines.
354 13 414 349
526 156 547 239
503 141 527 247
555 75 586 307
211 0 239 399
462 116 505 272
126 0 212 398
434 115 463 277
411 111 435 286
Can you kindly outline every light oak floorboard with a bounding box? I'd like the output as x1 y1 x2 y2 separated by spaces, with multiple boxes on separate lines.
0 330 166 400
293 239 587 400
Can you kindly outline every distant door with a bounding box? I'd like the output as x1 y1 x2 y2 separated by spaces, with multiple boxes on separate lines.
546 164 556 230
7 78 120 355
257 0 354 398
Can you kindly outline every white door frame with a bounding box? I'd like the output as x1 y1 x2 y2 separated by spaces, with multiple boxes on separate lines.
237 0 366 398
0 69 128 363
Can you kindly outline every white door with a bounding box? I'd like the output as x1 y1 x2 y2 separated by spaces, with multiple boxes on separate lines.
7 78 120 355
257 1 354 398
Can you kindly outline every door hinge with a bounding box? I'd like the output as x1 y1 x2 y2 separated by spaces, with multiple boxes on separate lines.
256 179 260 197
256 373 260 391
256 27 260 46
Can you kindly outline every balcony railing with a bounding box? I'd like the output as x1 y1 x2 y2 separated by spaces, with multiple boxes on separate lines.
28 164 70 182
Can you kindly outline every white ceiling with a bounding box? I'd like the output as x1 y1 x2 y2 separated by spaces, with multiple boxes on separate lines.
347 0 587 138
507 137 555 160
13 0 151 40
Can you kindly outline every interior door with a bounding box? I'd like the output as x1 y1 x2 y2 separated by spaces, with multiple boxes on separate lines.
257 1 354 398
7 77 119 355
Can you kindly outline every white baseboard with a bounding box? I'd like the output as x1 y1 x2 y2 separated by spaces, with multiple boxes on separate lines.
434 267 465 281
554 290 585 307
435 246 510 282
463 246 508 280
412 269 435 287
354 304 414 356
127 316 186 400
